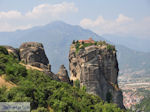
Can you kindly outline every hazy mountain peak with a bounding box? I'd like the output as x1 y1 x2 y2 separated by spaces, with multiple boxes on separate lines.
49 21 70 26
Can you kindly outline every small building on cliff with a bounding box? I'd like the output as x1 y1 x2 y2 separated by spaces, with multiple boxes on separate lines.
78 37 95 44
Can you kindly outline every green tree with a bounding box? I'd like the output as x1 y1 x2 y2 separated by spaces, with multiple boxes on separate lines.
0 46 8 55
72 40 75 44
74 79 80 89
106 92 112 103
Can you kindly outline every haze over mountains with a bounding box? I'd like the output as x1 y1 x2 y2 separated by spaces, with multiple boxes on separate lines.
103 34 150 52
0 21 149 77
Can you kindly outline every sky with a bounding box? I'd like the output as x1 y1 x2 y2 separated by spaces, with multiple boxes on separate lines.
0 0 150 38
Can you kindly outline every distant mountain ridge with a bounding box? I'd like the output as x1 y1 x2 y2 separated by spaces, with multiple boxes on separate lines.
117 45 150 78
103 34 150 52
0 21 149 78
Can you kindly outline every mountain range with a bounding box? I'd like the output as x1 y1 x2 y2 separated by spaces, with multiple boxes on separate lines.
0 21 149 78
103 34 150 52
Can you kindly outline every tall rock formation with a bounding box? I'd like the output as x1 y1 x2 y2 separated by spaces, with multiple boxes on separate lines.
69 40 125 109
57 65 70 83
4 46 20 60
19 42 50 71
19 42 59 81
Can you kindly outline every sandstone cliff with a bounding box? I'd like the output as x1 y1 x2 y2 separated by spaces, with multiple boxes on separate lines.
69 40 125 109
57 65 70 83
19 42 62 81
4 46 20 60
19 42 50 71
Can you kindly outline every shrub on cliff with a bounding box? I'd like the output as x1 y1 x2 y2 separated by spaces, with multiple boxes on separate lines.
74 79 80 89
74 40 116 54
0 46 8 55
107 44 116 52
0 47 27 83
32 107 49 112
5 63 27 83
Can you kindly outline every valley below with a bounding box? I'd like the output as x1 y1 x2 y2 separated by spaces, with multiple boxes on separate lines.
119 72 150 109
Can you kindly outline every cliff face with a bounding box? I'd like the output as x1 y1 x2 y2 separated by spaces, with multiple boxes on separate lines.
69 41 125 109
19 42 50 71
4 46 20 60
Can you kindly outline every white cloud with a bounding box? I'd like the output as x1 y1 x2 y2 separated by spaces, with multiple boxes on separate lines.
0 11 22 19
116 14 133 23
0 2 78 32
80 14 150 38
26 2 78 18
80 16 105 27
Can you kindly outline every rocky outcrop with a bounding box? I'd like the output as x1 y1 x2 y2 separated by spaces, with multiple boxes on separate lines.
19 42 50 71
4 46 20 60
69 41 125 109
18 42 61 80
1 42 60 81
44 71 60 81
57 65 70 83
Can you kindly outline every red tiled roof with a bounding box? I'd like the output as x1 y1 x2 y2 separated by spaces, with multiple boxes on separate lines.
78 38 95 43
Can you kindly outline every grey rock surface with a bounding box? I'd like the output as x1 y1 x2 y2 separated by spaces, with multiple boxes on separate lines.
19 42 61 81
19 42 49 70
57 65 70 83
69 42 125 109
4 46 20 60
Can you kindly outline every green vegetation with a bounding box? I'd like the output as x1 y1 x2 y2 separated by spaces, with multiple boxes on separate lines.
107 44 116 52
134 90 150 112
74 40 116 54
75 41 81 53
74 79 80 89
72 40 75 44
0 46 27 83
32 107 49 112
74 40 95 53
5 63 27 83
106 92 112 103
135 96 150 112
0 47 124 112
0 46 8 55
